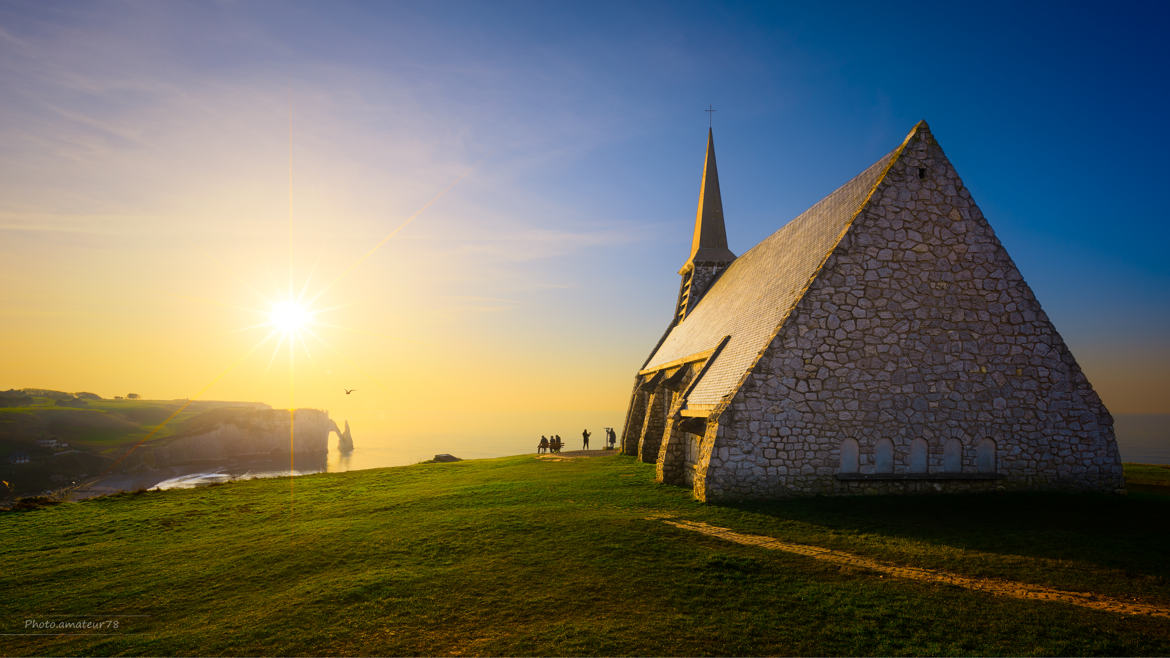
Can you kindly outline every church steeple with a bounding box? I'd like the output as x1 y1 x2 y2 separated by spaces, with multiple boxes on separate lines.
674 128 736 323
681 128 736 273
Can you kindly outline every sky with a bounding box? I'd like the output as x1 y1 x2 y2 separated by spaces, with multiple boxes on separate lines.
1 0 1168 465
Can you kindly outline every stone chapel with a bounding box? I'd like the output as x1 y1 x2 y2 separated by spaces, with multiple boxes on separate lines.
620 121 1124 501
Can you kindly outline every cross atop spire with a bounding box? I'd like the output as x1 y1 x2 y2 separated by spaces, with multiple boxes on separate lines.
680 127 736 274
705 104 716 128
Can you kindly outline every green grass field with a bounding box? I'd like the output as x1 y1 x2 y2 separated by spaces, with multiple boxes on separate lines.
0 393 269 453
1125 463 1170 491
0 392 286 497
0 396 175 452
1 455 1168 656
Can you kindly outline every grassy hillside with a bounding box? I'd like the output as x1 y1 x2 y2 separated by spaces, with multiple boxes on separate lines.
0 390 274 496
1125 463 1170 491
0 390 269 454
1 455 1168 656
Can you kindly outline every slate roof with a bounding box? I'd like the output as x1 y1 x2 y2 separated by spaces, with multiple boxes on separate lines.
643 130 912 407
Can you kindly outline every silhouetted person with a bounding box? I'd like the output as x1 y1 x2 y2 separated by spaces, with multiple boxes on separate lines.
582 428 591 450
539 436 549 454
554 435 562 453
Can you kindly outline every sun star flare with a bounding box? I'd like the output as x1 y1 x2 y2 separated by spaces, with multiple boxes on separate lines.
268 299 314 337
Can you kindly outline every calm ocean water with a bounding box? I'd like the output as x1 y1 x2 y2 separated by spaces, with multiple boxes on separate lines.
1114 413 1170 464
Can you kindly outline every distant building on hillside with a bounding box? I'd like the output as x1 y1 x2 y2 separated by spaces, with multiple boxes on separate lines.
620 122 1124 501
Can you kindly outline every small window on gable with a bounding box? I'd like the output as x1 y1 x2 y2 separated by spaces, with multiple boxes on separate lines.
874 438 894 474
918 167 926 179
910 438 929 473
943 438 963 473
976 438 997 473
839 438 859 474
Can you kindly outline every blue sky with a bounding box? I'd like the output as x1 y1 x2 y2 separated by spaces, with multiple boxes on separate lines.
1 0 1167 450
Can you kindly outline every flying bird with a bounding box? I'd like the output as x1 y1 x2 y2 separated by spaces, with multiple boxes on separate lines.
344 389 356 395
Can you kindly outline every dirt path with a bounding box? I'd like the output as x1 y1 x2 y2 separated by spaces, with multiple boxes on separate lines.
656 516 1170 620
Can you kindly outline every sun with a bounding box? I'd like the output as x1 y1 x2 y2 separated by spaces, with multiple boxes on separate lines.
268 299 314 337
246 281 333 368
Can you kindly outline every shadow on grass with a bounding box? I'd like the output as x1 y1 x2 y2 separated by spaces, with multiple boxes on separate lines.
725 489 1170 578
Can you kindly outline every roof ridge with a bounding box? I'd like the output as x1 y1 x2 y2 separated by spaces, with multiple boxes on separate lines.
643 122 931 408
710 123 924 408
825 122 924 262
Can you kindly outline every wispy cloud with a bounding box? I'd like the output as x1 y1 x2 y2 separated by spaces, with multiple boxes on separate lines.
415 221 663 264
0 223 114 235
41 102 144 150
435 295 522 313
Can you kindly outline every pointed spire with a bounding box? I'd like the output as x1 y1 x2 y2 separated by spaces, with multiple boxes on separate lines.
681 128 736 273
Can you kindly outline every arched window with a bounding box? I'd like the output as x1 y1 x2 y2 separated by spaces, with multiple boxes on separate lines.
976 438 997 473
909 438 929 473
839 438 859 474
943 438 963 473
874 438 894 474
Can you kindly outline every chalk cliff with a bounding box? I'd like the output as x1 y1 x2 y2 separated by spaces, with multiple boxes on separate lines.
135 408 344 467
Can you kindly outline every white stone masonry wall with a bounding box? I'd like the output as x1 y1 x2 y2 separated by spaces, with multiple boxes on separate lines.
694 129 1123 501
